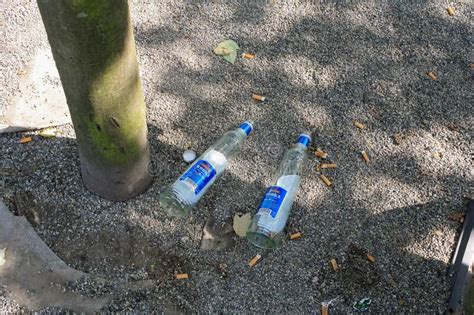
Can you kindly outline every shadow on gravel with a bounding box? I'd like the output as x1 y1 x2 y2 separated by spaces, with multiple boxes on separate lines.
130 0 470 311
1 0 472 312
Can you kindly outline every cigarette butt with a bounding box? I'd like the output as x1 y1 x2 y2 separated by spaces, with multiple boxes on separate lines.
353 121 365 129
242 53 256 59
315 148 328 159
320 163 337 169
251 94 265 102
176 273 189 279
248 254 262 267
321 303 329 315
447 6 455 15
329 258 339 271
426 71 437 80
367 254 375 262
361 151 370 163
19 136 33 144
320 174 332 187
290 232 302 240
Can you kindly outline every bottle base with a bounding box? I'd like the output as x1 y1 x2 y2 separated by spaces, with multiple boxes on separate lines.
246 231 280 250
158 190 191 217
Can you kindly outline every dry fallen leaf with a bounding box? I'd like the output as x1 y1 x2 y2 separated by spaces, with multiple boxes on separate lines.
446 124 460 132
448 212 465 223
39 128 57 138
213 40 239 64
233 213 251 238
447 6 455 15
329 258 339 271
0 247 6 266
393 133 403 145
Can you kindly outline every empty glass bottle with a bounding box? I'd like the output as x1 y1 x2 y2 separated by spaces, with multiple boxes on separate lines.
159 121 253 217
247 133 310 249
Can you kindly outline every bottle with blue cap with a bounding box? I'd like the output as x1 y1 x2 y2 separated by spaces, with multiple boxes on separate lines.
159 121 254 217
247 133 311 249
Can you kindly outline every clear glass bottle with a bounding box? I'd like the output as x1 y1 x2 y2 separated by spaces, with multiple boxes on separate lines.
247 133 310 249
159 121 253 217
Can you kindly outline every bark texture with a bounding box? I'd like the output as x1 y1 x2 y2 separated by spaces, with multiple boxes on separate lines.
37 0 152 201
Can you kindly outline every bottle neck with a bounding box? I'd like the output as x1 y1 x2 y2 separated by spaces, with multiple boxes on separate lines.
236 128 249 138
295 143 308 150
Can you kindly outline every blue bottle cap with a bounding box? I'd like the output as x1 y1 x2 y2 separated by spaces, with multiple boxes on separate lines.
297 133 311 148
239 121 253 136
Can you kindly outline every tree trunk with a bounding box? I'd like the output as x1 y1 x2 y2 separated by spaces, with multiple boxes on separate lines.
37 0 152 201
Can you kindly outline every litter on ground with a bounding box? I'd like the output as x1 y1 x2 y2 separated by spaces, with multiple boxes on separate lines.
19 136 33 144
320 163 337 169
242 53 255 59
427 71 437 80
248 254 262 268
320 174 332 187
176 273 189 280
315 148 328 159
361 151 370 163
353 121 365 129
289 232 302 240
251 93 265 102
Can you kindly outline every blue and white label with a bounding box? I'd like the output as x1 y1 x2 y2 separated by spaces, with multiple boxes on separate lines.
179 160 216 195
257 186 287 218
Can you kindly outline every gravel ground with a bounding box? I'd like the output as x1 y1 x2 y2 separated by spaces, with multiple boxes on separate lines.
1 0 473 312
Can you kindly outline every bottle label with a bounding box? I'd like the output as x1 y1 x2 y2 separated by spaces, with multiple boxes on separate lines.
179 160 216 195
257 186 287 218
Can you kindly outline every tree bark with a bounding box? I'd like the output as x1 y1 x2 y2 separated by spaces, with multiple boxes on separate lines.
37 0 152 201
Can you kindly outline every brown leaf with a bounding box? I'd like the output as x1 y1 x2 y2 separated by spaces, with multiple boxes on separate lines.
393 133 403 145
448 212 465 223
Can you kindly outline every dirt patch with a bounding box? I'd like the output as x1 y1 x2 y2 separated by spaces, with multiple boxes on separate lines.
342 244 382 289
